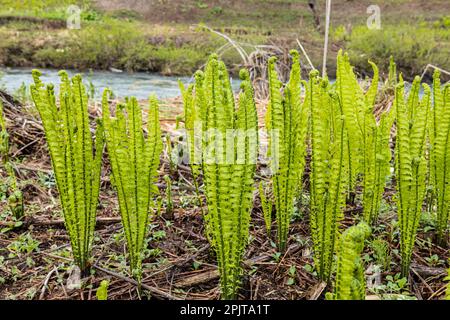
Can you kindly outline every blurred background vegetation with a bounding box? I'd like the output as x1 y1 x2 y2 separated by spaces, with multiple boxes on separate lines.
0 0 449 80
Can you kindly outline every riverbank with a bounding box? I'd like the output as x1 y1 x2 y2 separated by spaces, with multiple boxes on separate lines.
0 1 449 80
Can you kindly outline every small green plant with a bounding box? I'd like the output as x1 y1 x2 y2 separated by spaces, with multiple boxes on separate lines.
96 280 109 300
326 222 371 300
102 92 162 283
31 70 104 272
179 78 204 214
0 101 23 220
394 75 430 277
164 175 173 219
424 254 444 267
384 274 408 294
286 265 296 285
370 238 391 271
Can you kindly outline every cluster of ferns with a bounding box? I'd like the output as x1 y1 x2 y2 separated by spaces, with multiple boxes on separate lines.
30 70 162 283
28 49 450 300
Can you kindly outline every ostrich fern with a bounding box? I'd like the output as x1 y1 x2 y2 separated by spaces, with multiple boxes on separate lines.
336 51 364 201
326 222 371 300
361 62 395 224
179 76 204 212
0 101 24 219
428 70 450 245
200 55 258 299
395 75 430 277
265 50 308 251
308 70 348 282
30 70 104 271
102 92 162 283
336 54 393 224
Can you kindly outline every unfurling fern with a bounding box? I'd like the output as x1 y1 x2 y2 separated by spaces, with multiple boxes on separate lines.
265 50 308 251
30 70 104 272
361 62 395 224
394 75 430 277
336 51 364 201
259 182 272 236
326 222 371 300
428 70 450 245
102 92 162 283
179 78 204 211
200 55 258 299
0 101 24 219
308 70 348 282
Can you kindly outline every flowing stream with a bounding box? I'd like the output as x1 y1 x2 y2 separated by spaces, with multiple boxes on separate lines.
0 67 242 100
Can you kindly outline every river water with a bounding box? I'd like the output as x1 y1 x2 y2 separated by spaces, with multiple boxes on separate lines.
0 68 242 100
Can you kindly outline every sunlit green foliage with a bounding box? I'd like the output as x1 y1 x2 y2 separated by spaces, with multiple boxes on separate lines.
195 55 258 299
30 70 104 271
0 101 23 219
259 182 272 237
394 75 430 276
361 62 395 224
336 52 393 224
428 70 450 245
308 70 348 282
265 50 308 251
336 51 363 200
102 92 162 283
326 222 371 300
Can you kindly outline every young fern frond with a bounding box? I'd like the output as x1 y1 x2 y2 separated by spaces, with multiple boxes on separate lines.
395 75 430 276
0 101 24 219
102 92 162 283
308 70 348 282
179 78 204 213
428 70 450 245
265 50 308 251
259 182 273 236
361 61 394 224
200 55 258 299
326 222 371 300
30 70 104 272
336 51 364 200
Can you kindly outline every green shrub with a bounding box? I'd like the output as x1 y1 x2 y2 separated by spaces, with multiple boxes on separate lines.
347 25 450 79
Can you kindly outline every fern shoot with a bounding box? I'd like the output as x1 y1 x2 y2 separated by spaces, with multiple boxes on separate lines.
394 75 430 277
259 182 273 236
0 100 24 220
30 70 104 272
265 50 309 251
308 70 348 282
428 70 450 245
361 61 395 224
200 55 258 299
102 92 162 283
326 222 371 300
336 51 364 201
